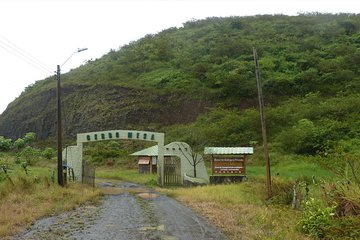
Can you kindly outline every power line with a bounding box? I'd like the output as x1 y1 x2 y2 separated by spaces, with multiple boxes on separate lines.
0 43 51 76
0 34 53 73
0 34 53 75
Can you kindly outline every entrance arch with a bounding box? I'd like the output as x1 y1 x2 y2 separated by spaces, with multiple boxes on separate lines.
63 130 165 186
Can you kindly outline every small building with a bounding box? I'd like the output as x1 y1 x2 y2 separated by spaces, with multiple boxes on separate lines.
131 145 166 174
204 147 253 184
137 156 158 174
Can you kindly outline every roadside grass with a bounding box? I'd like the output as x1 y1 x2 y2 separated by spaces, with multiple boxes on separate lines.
0 152 346 239
165 155 336 239
0 163 101 238
247 158 335 182
159 180 307 240
96 166 157 186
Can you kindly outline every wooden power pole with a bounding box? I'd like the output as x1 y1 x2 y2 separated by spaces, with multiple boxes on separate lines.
253 48 272 198
56 64 64 186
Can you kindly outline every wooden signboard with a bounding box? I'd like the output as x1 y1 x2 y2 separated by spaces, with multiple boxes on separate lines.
212 157 245 175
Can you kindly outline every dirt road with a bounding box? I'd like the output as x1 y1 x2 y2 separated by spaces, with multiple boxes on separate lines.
11 180 227 240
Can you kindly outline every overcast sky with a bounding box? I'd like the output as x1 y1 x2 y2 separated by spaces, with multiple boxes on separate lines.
0 0 358 114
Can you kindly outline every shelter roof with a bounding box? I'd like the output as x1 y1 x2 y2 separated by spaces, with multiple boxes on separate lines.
204 147 254 155
131 145 172 156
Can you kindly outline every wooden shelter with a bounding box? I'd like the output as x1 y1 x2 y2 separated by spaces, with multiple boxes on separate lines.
131 145 167 174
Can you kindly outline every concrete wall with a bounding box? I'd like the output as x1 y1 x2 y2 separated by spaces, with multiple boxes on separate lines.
164 142 209 184
62 144 83 181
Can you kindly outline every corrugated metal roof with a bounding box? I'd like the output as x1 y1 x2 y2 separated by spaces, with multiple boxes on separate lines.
204 147 254 155
131 145 173 156
131 145 159 156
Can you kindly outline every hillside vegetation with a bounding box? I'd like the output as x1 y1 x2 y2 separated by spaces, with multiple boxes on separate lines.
0 13 359 152
0 13 359 166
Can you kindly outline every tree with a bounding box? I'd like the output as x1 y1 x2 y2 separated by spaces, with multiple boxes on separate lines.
42 147 55 161
24 132 36 145
0 136 12 152
17 146 40 165
176 143 203 178
13 138 25 150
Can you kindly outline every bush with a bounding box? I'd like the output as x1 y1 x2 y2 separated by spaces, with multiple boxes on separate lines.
326 216 360 239
24 132 36 145
269 178 295 205
298 198 337 239
0 136 12 152
298 191 360 239
13 138 25 150
16 146 41 165
323 181 360 217
42 147 55 161
84 141 122 165
0 173 48 198
275 119 344 155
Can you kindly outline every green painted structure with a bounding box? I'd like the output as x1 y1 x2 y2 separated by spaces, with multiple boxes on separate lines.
63 130 165 186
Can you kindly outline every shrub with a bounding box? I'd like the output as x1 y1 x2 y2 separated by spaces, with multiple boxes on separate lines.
42 147 55 161
13 138 25 150
24 132 36 145
326 216 360 239
16 146 41 165
84 141 122 165
323 181 360 217
298 198 337 239
275 119 343 155
269 178 295 205
0 136 12 152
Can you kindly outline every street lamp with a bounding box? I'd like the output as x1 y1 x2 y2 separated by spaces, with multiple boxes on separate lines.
57 48 88 186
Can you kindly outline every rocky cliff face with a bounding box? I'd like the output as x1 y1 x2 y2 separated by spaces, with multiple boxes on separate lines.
0 84 210 140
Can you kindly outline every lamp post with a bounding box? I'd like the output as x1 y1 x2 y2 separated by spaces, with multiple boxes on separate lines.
57 48 88 186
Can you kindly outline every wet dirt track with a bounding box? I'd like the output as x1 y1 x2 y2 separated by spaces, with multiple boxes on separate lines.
11 181 227 240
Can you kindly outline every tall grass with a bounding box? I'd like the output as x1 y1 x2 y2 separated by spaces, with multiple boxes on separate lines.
323 180 360 217
0 172 100 238
247 156 335 182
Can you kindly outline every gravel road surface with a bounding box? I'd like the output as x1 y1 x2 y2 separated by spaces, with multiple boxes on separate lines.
11 180 227 240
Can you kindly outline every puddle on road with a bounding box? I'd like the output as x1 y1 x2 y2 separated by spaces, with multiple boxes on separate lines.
136 192 159 199
97 180 160 199
139 224 165 231
138 224 179 240
161 236 179 240
100 187 125 195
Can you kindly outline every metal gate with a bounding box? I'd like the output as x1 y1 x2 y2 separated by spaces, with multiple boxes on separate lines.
164 157 181 186
82 161 95 187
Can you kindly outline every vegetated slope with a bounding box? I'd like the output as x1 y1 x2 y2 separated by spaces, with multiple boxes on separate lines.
0 13 360 151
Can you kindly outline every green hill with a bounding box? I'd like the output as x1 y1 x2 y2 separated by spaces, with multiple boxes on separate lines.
0 13 360 156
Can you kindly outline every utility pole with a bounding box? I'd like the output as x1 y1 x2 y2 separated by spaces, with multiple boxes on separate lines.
253 47 272 198
56 64 63 186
